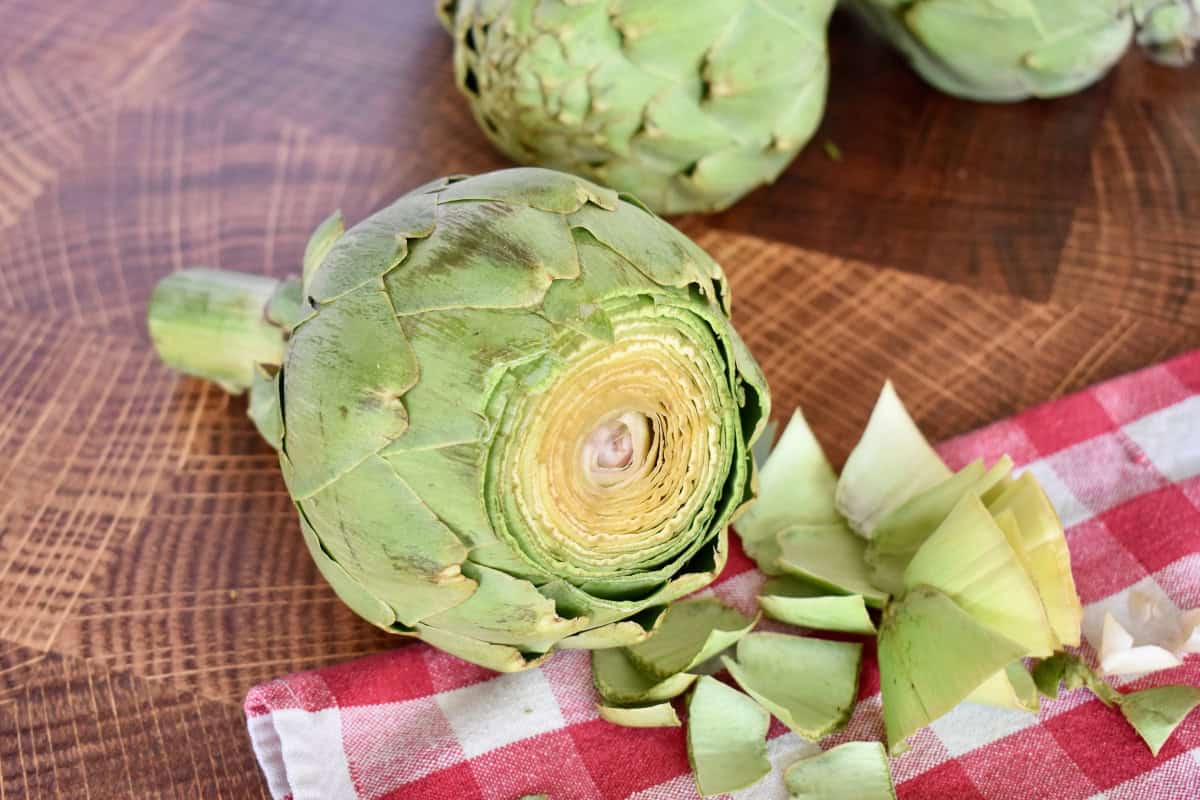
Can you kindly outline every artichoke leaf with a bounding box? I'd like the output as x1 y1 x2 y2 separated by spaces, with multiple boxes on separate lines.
837 381 951 538
625 598 758 681
735 407 839 575
722 632 862 740
783 741 897 800
597 701 682 728
965 662 1040 712
1118 685 1200 756
301 209 345 298
435 166 619 213
866 456 1013 595
687 676 771 797
878 586 1028 752
414 622 551 673
902 494 1058 658
247 365 284 451
758 576 877 635
987 471 1081 648
592 647 698 705
777 524 889 609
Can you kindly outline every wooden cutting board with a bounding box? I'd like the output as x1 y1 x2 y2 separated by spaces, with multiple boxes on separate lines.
1 2 1196 795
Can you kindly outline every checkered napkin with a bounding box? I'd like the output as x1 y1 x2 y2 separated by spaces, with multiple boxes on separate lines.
245 351 1200 800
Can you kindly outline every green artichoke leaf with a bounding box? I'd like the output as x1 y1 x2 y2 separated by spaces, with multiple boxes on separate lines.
301 210 345 298
687 676 772 797
625 598 759 681
414 622 551 673
758 576 877 635
866 456 1012 595
903 493 1057 658
1032 652 1122 707
735 407 839 575
423 562 593 651
306 191 437 303
965 661 1040 712
297 455 476 627
296 510 398 629
597 701 682 728
609 0 732 75
558 618 659 650
247 365 284 451
282 286 418 497
783 741 898 800
1118 685 1200 756
435 166 618 213
878 586 1028 753
384 199 580 315
592 647 699 705
722 632 863 740
836 381 951 538
777 524 890 609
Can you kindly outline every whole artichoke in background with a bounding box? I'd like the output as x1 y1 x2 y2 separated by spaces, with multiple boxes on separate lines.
437 0 837 215
148 168 769 671
844 0 1197 103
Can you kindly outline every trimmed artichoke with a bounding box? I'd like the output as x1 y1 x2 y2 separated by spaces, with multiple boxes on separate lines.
846 0 1197 103
148 168 769 671
438 0 836 215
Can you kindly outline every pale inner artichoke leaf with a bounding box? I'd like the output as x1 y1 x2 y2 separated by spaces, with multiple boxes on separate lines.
965 661 1040 712
297 455 476 627
776 524 890 609
625 598 758 681
1118 685 1200 756
836 381 951 538
865 456 1014 595
758 576 877 635
878 586 1028 753
736 407 839 575
282 286 418 498
597 701 681 728
592 647 698 705
902 493 1058 658
783 741 898 800
687 676 772 797
414 622 550 674
722 632 862 740
986 471 1081 648
384 200 581 316
422 562 593 652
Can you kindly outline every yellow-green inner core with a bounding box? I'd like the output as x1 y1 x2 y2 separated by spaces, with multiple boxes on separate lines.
511 321 727 574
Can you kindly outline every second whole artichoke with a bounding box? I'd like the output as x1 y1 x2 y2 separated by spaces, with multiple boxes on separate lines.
439 0 837 215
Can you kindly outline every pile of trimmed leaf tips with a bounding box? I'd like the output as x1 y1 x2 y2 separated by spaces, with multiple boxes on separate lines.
591 383 1200 798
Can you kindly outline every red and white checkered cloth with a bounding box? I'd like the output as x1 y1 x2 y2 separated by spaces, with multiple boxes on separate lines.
245 351 1200 800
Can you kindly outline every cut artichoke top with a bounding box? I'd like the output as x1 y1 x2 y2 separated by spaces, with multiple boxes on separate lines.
439 0 836 214
149 167 769 671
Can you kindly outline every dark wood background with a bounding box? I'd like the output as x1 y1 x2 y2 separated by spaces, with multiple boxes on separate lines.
1 1 1196 796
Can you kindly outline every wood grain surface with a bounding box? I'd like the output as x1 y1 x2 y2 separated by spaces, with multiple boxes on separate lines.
1 2 1197 796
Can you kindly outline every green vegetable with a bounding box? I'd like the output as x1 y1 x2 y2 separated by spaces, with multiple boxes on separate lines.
591 648 698 705
777 524 890 609
597 701 682 728
723 632 863 739
965 662 1040 712
147 168 769 671
1134 1 1200 66
758 576 877 634
624 598 759 680
783 741 897 800
438 0 837 214
1119 685 1200 755
687 676 772 796
878 586 1028 752
844 0 1134 102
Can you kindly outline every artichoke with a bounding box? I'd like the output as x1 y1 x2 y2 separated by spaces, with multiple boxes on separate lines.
148 168 769 671
438 0 836 215
845 0 1197 103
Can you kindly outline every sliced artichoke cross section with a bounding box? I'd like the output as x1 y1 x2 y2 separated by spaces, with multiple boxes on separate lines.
146 167 769 671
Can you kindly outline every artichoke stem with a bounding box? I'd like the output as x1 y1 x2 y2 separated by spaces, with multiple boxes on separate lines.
147 268 298 394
